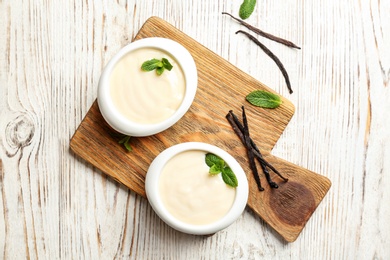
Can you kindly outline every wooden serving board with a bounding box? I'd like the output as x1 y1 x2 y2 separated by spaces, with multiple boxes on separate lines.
70 17 331 242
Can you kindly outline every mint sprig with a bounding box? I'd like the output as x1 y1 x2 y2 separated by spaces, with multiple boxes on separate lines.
205 153 238 188
118 135 132 151
141 58 173 76
246 90 282 108
239 0 256 20
220 166 238 188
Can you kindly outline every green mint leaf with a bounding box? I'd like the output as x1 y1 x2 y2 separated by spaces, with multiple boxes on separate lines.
123 141 132 151
162 58 173 71
216 158 225 170
118 136 132 151
209 164 222 175
239 0 256 20
221 167 238 187
205 153 238 187
141 58 173 76
141 59 162 71
220 159 226 167
156 66 165 76
118 136 128 144
246 90 282 108
205 153 223 167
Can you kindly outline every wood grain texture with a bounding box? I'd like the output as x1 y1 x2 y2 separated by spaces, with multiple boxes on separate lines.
1 0 389 259
70 17 331 242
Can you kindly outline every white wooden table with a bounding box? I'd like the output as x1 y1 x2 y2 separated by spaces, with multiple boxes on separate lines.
1 1 389 259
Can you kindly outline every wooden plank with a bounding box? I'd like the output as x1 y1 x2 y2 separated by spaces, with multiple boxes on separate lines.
70 17 331 242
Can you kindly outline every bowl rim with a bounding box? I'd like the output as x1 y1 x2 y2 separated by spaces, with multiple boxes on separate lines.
145 142 249 235
97 37 198 137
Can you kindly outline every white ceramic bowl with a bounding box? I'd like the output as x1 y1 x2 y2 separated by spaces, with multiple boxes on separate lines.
97 37 198 137
145 142 249 235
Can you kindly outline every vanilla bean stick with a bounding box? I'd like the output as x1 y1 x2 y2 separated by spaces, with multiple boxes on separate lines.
227 111 264 191
241 107 264 191
228 110 288 182
222 12 301 49
227 112 265 165
241 107 277 188
235 30 294 94
226 110 289 188
228 110 273 182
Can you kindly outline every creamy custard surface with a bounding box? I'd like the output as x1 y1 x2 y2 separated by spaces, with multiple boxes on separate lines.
159 150 236 225
110 48 186 124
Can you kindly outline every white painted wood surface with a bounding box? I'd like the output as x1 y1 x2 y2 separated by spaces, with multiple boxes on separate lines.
0 0 389 259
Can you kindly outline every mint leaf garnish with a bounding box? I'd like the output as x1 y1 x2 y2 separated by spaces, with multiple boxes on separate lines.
141 59 161 71
118 135 132 151
205 153 222 167
162 58 173 71
205 153 238 187
141 58 173 76
156 66 165 76
239 0 256 20
221 167 238 188
246 90 282 108
209 164 222 175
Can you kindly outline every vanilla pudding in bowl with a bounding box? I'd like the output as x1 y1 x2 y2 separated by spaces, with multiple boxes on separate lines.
97 38 197 136
145 142 249 235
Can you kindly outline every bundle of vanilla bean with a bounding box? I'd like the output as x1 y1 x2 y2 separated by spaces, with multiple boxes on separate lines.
226 107 288 191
